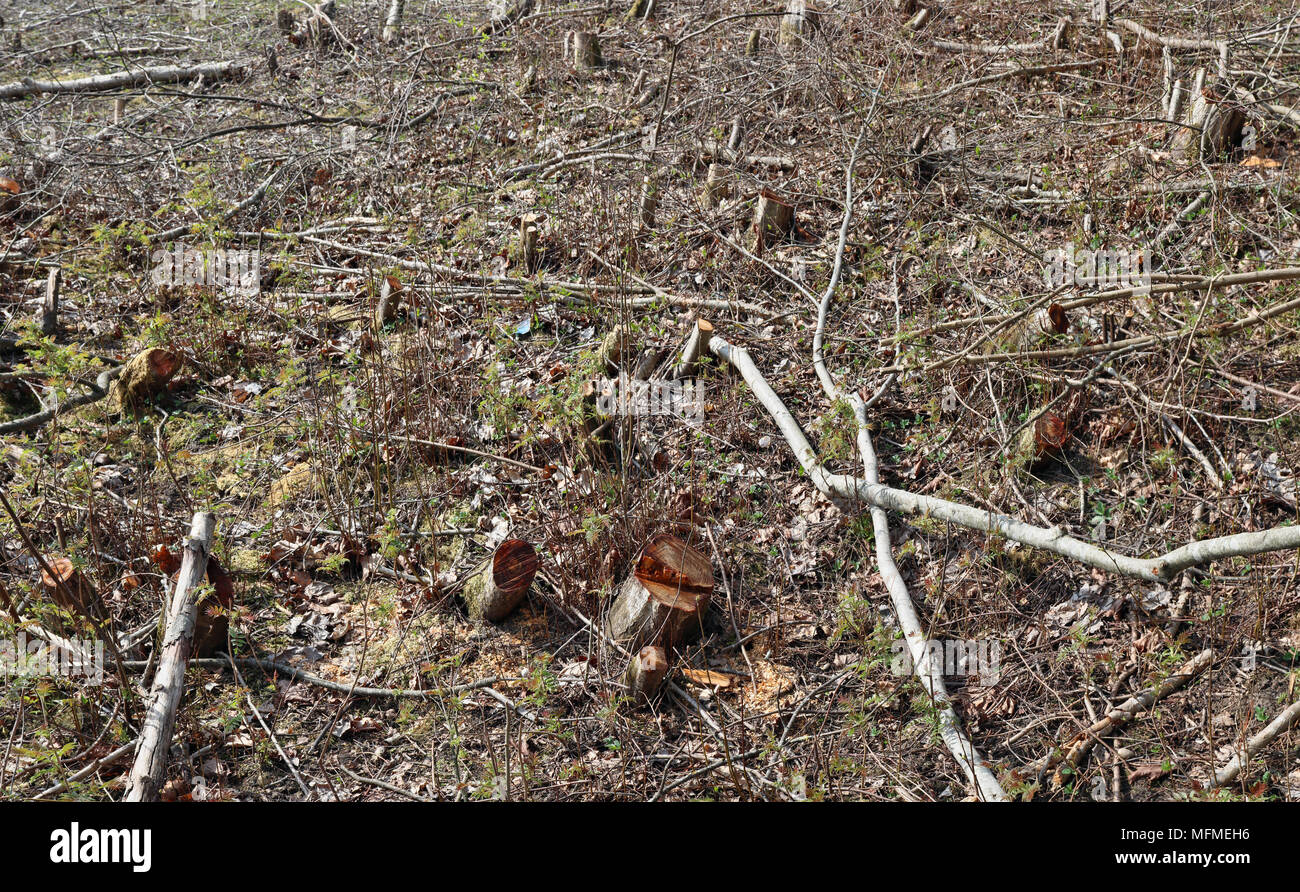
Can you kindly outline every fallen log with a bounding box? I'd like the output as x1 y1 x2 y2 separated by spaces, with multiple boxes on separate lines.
461 538 539 622
606 533 712 650
1212 692 1300 788
125 511 216 802
0 61 246 101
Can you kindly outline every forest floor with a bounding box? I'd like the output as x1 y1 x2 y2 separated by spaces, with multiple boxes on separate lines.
2 0 1300 802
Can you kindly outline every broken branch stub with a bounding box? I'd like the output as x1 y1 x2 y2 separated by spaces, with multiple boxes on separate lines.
462 539 540 622
606 533 713 650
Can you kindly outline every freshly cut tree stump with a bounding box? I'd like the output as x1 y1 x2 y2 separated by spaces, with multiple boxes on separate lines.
518 215 540 272
41 556 103 621
606 533 713 650
623 645 667 706
462 539 540 622
106 347 181 414
671 317 713 379
752 189 794 252
572 31 602 70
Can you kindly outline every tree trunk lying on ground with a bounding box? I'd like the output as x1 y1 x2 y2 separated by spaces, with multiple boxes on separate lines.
0 61 246 100
606 533 713 650
125 511 216 802
106 347 181 414
461 538 540 621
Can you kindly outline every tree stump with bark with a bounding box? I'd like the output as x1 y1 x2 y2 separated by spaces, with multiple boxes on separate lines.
779 0 818 47
461 539 540 622
571 31 602 70
606 533 713 650
40 267 59 336
752 189 794 252
41 556 103 623
106 347 181 414
1173 71 1246 160
623 645 667 706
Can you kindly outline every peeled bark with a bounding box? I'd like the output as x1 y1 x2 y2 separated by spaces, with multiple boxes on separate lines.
606 533 713 650
461 539 539 622
106 347 181 414
125 512 216 802
623 645 667 706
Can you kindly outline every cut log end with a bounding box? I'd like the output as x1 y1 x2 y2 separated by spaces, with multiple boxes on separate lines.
463 539 540 622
